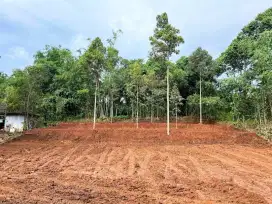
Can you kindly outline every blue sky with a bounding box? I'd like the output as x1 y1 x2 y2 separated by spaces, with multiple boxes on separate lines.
0 0 271 75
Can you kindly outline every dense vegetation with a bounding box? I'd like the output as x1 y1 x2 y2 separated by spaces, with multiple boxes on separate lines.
0 8 271 134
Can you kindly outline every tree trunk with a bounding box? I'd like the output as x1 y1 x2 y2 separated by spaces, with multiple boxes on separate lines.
93 80 98 130
167 65 170 135
151 103 153 123
262 90 267 125
185 102 188 116
139 105 141 121
199 69 203 124
26 88 31 130
86 99 89 120
137 85 139 129
98 86 104 118
110 92 113 123
157 106 159 120
100 103 105 118
131 103 134 120
105 96 108 118
176 103 178 129
25 80 34 130
258 104 262 125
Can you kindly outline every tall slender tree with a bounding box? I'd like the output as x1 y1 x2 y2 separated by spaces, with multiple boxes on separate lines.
149 12 184 135
106 30 122 122
128 61 142 128
79 37 106 129
187 48 214 123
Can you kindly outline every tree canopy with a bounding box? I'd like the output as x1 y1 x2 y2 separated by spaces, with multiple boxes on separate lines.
1 8 271 130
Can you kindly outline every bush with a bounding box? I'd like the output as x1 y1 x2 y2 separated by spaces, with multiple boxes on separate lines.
112 115 130 121
257 124 272 141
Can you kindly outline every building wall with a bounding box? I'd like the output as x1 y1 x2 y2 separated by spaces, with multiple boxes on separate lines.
4 115 25 132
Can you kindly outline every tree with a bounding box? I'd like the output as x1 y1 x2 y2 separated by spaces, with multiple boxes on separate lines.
127 61 143 128
5 67 42 129
105 30 122 122
33 46 80 121
218 8 272 124
80 37 106 129
170 83 183 129
188 95 223 122
1 6 271 129
187 48 215 123
149 12 184 135
253 30 272 121
0 72 7 103
218 8 272 74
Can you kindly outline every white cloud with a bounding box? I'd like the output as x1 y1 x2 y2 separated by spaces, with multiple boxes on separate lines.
6 46 33 67
0 0 41 27
0 0 272 74
2 46 33 71
6 46 30 60
107 0 156 39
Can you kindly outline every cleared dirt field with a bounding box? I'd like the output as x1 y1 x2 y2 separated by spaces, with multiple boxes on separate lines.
0 123 271 204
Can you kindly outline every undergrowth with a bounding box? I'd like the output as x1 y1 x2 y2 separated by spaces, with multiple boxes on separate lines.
231 120 272 141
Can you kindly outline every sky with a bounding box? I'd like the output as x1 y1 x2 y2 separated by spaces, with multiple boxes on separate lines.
0 0 271 75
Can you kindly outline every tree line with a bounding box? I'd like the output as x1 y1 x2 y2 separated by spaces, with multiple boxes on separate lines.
0 8 271 132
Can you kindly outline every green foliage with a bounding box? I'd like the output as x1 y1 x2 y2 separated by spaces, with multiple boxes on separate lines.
1 8 271 130
112 115 130 121
218 7 272 73
217 8 272 126
149 12 184 61
188 95 223 120
0 72 7 103
80 37 106 81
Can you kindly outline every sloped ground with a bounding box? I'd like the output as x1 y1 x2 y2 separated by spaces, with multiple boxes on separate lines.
0 131 21 144
0 123 271 203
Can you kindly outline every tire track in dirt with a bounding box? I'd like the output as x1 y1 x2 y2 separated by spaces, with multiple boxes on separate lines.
114 148 133 177
93 146 113 177
34 147 63 170
154 146 272 203
69 144 98 171
127 148 136 176
157 150 188 184
216 146 272 171
207 150 271 177
188 156 210 179
195 149 272 203
231 147 272 167
213 150 272 203
59 144 82 168
136 149 153 177
1 123 271 203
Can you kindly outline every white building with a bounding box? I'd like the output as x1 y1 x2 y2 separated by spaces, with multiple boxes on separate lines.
0 104 36 133
4 113 26 133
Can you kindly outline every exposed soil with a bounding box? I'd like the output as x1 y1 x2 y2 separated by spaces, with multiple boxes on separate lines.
0 122 271 204
0 131 22 144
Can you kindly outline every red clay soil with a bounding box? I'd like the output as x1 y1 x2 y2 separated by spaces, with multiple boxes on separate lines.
0 123 271 204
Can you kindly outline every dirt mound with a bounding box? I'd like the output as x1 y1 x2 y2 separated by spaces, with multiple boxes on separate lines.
1 122 271 203
23 122 268 146
0 131 22 144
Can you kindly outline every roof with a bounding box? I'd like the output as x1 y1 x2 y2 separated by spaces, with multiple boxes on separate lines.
5 112 38 117
6 112 26 116
0 104 38 117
